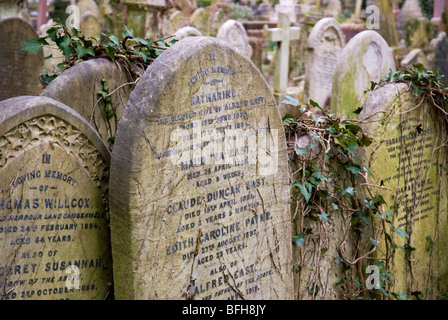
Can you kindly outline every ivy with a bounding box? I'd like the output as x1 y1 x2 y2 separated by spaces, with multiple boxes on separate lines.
20 19 177 85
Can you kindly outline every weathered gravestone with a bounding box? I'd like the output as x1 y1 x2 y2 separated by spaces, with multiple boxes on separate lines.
41 58 137 150
216 20 253 58
109 36 293 300
305 17 345 108
330 30 396 119
359 83 448 299
0 17 43 101
0 96 113 300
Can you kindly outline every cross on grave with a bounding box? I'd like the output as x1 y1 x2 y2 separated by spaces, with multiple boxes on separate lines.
265 12 300 97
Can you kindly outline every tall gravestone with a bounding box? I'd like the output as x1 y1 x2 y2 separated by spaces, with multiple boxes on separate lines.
109 36 293 300
0 17 43 101
359 83 448 298
330 30 396 119
305 17 345 108
216 20 253 58
0 96 113 300
41 58 136 150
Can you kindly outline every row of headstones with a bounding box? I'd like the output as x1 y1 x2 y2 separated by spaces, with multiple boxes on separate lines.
1 17 448 300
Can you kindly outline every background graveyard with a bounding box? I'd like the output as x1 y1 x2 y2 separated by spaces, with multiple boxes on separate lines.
1 0 448 300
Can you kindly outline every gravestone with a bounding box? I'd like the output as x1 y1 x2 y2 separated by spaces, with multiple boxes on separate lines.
330 30 396 119
273 0 299 24
109 36 293 300
395 0 424 39
0 96 112 300
0 17 43 101
166 10 188 36
190 7 210 36
359 83 448 298
265 12 301 115
216 20 253 58
41 58 136 150
305 17 345 108
80 11 101 38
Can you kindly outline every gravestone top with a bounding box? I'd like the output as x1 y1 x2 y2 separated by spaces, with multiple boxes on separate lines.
305 17 345 107
0 17 43 101
330 30 396 118
0 95 112 300
109 36 293 300
173 26 202 40
41 58 136 150
216 20 252 58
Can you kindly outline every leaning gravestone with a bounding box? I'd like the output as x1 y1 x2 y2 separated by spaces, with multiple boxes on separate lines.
0 96 112 300
359 83 448 299
305 17 345 108
110 36 293 300
173 26 202 41
216 19 253 58
330 30 396 119
41 58 136 150
0 17 43 101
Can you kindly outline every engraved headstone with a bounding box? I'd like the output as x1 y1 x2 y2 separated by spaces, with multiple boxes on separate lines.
330 30 396 118
0 17 43 101
0 96 113 300
109 36 293 300
359 83 448 298
41 58 136 150
216 20 253 58
305 17 345 108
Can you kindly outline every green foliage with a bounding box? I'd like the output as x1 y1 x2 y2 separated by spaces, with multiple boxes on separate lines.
20 20 176 85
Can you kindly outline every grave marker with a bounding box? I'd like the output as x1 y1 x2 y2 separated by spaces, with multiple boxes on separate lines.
305 17 345 108
216 20 253 58
330 30 396 119
0 96 113 300
0 17 43 101
109 36 293 300
359 83 448 298
265 12 300 115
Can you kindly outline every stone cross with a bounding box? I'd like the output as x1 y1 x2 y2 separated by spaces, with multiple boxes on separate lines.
265 12 300 96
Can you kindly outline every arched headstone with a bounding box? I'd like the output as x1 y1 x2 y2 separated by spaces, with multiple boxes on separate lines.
109 37 293 300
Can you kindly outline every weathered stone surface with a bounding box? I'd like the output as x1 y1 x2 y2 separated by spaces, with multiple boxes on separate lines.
0 96 112 300
359 83 448 298
216 19 252 58
305 17 345 108
330 30 396 119
41 58 136 149
0 17 43 101
109 36 293 300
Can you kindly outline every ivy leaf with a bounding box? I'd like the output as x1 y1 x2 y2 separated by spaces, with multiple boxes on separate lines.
292 232 305 248
20 38 48 54
282 95 299 106
346 164 362 176
295 147 308 156
342 186 355 197
346 141 358 152
317 211 329 222
293 181 311 203
369 237 378 247
122 25 134 38
76 43 95 58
